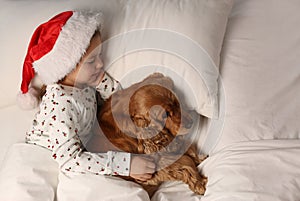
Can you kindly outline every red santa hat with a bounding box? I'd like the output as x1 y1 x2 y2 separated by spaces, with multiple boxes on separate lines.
17 10 103 110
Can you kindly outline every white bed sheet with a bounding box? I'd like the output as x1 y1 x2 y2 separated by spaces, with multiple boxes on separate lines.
0 105 37 166
199 139 300 201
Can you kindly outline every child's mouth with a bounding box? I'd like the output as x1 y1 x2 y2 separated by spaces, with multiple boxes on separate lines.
93 71 104 86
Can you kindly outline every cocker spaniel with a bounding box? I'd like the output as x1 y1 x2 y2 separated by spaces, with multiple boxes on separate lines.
87 73 207 196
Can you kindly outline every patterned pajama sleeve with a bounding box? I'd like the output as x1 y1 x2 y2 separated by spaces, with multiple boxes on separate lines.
45 89 131 176
96 73 122 100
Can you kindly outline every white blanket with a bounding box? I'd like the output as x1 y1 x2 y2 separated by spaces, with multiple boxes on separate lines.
1 140 300 201
0 143 149 201
0 143 201 201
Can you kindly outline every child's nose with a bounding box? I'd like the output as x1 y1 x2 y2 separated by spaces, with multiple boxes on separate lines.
95 57 104 69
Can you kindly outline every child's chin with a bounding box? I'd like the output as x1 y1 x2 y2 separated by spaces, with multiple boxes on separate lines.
90 78 101 87
93 75 104 87
89 83 98 88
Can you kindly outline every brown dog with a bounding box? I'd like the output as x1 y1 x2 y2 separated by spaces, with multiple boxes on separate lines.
87 73 207 196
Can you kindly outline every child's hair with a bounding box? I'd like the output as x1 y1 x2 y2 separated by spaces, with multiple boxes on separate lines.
39 85 47 99
17 10 103 110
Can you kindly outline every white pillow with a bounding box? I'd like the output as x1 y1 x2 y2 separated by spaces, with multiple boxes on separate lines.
103 0 234 118
0 0 233 119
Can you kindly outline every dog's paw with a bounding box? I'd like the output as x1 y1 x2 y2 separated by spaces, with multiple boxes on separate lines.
189 176 207 195
193 178 207 195
194 184 206 195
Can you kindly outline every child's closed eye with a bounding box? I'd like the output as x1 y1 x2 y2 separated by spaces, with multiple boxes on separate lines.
98 52 103 59
86 53 102 64
84 55 95 64
87 55 97 63
86 59 95 64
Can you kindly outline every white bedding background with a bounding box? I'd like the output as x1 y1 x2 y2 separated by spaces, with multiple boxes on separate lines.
210 0 300 153
197 0 300 200
1 0 300 201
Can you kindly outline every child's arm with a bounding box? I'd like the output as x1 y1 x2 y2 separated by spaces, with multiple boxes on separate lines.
130 155 156 181
40 84 155 178
48 108 131 176
46 96 155 178
50 118 156 179
33 86 130 176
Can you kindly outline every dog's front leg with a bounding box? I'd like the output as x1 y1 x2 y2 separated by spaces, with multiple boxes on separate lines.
170 155 207 195
185 144 208 166
152 154 207 195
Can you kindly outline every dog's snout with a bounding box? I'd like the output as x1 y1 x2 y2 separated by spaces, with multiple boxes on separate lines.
185 118 193 129
181 110 193 129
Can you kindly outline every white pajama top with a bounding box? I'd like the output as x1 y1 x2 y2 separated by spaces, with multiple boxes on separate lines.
26 74 130 176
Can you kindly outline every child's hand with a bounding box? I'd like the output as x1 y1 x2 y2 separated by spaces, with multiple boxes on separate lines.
129 155 156 181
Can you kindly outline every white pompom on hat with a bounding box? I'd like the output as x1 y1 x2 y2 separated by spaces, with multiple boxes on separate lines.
17 10 103 110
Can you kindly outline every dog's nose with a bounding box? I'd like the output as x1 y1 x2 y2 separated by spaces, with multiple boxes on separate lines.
180 110 194 130
184 117 193 129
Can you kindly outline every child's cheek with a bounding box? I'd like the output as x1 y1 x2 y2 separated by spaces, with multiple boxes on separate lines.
81 64 94 74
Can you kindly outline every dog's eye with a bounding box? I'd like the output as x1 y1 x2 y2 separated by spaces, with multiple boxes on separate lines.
162 111 170 119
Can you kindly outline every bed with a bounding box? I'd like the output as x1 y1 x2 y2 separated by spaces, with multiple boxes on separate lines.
0 0 300 200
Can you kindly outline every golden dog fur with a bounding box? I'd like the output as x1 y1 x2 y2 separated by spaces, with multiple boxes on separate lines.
87 73 207 196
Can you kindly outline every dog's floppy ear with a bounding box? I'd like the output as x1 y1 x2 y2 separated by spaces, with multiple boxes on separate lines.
111 114 138 139
132 114 150 128
141 73 174 90
160 76 174 90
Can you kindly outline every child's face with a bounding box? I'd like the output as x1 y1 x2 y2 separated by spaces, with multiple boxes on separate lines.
62 32 105 88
